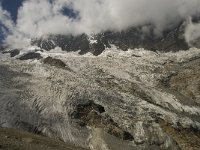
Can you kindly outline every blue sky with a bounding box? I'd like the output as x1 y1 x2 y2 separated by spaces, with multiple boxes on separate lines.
1 0 23 22
1 0 77 23
0 0 23 43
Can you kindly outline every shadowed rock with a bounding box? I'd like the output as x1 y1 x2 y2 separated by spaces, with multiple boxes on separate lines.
18 52 42 60
10 49 20 57
2 49 20 57
43 57 71 70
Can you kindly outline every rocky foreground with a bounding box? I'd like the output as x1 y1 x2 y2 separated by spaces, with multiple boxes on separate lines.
0 47 200 150
0 128 86 150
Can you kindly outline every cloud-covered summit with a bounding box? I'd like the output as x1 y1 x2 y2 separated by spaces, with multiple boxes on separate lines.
1 0 200 48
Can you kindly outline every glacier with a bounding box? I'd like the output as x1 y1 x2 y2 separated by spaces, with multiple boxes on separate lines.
0 47 200 149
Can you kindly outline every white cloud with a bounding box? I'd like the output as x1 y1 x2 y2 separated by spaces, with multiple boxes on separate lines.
0 3 30 48
0 3 15 35
185 18 200 46
1 0 200 48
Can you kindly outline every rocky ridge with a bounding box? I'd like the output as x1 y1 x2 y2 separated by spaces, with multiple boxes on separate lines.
31 20 200 56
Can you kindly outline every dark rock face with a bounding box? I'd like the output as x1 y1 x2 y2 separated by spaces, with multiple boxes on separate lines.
18 52 42 60
32 34 91 55
2 49 20 57
10 49 20 57
101 22 189 52
43 57 72 71
31 21 196 55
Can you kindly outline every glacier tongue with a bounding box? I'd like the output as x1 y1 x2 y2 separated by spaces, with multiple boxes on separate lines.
0 48 200 150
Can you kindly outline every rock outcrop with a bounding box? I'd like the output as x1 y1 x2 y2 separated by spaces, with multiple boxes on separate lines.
2 49 20 57
18 52 42 60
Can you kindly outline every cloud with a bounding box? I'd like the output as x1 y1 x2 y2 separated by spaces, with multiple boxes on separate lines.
185 18 200 46
1 0 200 48
0 3 15 36
0 2 29 48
